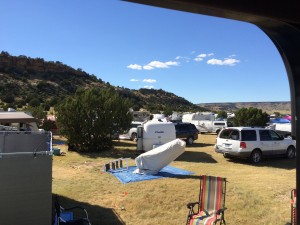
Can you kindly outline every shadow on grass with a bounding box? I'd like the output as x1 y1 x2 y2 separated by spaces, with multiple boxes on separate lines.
175 151 218 163
226 156 296 170
113 140 136 148
83 148 141 160
186 142 215 148
53 194 125 225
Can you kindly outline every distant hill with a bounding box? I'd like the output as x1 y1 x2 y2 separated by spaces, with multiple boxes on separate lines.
0 51 204 112
197 102 291 115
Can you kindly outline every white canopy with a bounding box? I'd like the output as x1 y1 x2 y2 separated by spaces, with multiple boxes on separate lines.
0 112 37 123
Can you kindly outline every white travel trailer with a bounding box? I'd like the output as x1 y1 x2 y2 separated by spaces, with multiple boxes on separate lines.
182 112 231 134
136 120 176 152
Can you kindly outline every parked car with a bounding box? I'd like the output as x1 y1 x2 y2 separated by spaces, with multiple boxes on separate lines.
214 127 296 163
174 122 199 145
119 121 143 141
213 120 233 134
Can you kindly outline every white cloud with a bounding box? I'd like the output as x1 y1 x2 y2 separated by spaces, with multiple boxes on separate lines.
130 79 139 82
175 56 190 62
143 65 154 70
165 61 179 66
127 64 142 70
147 61 169 68
143 79 156 83
144 85 154 89
207 58 240 66
145 60 179 69
194 57 204 62
194 53 214 62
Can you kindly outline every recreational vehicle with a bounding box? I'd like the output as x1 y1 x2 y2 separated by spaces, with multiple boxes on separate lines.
182 112 231 134
136 120 176 151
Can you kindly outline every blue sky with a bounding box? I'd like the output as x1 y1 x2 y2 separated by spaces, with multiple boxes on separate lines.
0 0 290 104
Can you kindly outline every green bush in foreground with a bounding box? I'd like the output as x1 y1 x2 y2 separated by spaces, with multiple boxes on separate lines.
56 87 132 152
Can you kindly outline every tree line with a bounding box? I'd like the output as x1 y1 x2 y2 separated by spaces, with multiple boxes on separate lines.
23 87 272 153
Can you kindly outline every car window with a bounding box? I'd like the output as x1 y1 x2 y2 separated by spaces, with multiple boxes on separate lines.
214 122 225 126
269 130 282 140
241 130 257 141
227 121 233 127
175 124 184 131
189 124 196 130
259 130 272 141
219 129 239 140
131 123 141 128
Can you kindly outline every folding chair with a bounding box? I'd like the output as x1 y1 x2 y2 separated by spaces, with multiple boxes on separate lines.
54 196 91 225
186 175 227 225
291 189 296 225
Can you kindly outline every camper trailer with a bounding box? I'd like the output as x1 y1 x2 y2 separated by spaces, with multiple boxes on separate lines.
182 112 231 134
136 120 176 152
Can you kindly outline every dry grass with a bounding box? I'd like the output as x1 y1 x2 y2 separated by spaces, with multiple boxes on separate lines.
52 134 295 225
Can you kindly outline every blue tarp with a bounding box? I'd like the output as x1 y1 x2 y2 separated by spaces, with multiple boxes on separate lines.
270 118 291 123
108 165 194 184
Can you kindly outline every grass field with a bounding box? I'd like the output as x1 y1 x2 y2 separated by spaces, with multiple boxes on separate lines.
52 134 295 225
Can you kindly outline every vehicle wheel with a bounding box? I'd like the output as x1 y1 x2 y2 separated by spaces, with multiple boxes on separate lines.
223 153 229 158
131 132 137 142
286 146 296 159
186 136 194 145
250 150 262 163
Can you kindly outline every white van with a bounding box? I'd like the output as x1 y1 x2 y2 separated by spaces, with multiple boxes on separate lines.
211 121 233 134
136 120 176 152
182 112 232 134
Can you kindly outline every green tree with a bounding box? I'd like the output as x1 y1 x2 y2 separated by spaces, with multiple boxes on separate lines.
25 105 47 127
56 88 132 152
28 98 41 107
163 107 173 117
232 107 269 127
273 112 281 117
216 110 228 120
2 95 15 104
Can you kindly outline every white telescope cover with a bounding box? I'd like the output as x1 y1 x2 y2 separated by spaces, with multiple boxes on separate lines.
134 139 186 175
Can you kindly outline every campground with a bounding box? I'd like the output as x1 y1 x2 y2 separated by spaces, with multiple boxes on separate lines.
52 134 295 225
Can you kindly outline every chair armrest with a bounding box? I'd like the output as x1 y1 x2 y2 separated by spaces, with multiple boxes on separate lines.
187 202 198 209
216 208 227 215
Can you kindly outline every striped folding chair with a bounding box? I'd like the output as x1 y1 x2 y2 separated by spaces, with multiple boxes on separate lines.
291 189 296 225
186 175 227 225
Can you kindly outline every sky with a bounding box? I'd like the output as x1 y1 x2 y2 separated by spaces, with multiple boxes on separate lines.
0 0 291 104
